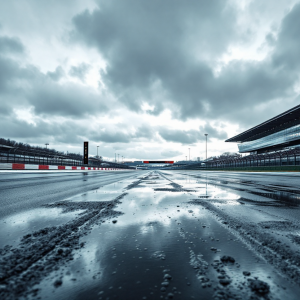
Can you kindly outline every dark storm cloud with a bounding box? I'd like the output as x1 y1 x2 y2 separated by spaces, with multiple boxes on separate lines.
0 35 108 118
72 0 300 126
265 33 276 46
0 36 24 54
158 124 227 144
179 60 293 119
90 123 226 145
273 3 300 69
69 62 91 81
159 129 201 144
0 115 82 144
90 125 158 144
202 123 228 140
27 81 108 117
93 131 131 143
0 55 37 115
0 56 20 94
134 125 155 139
0 115 136 146
47 66 65 81
72 0 237 113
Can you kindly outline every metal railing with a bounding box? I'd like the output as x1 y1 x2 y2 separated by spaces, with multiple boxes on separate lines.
0 150 133 169
165 148 300 170
205 149 300 169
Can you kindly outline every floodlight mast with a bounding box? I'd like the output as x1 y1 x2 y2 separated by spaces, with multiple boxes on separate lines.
204 134 208 160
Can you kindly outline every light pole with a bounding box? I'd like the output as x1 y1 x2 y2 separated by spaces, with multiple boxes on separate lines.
115 153 116 163
204 134 208 161
45 143 49 149
97 146 99 158
188 148 190 161
118 154 119 163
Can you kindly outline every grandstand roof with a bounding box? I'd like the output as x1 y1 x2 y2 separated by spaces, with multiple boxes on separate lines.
226 104 300 142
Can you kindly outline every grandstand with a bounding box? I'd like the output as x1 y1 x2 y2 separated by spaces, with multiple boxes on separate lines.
226 104 300 154
167 105 300 170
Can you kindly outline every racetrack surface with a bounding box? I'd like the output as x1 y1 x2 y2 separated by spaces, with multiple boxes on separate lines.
1 170 300 299
0 171 138 219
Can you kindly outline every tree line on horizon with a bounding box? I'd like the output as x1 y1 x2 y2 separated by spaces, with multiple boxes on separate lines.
0 138 82 160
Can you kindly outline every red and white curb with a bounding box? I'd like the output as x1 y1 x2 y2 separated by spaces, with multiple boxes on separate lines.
0 163 136 171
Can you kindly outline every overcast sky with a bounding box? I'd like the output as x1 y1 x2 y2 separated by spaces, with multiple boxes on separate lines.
1 0 300 161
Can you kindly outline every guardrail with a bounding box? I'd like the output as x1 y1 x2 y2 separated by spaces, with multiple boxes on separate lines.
0 152 133 170
166 149 300 171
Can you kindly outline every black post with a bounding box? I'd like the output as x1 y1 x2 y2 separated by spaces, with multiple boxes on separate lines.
83 142 89 165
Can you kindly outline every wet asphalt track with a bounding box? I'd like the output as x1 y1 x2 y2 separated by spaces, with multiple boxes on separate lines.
1 170 300 299
0 171 139 219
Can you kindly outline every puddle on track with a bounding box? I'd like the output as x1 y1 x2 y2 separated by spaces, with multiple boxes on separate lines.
0 179 135 249
0 208 84 248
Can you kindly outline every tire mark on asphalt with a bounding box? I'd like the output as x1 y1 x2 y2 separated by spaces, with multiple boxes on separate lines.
0 193 127 299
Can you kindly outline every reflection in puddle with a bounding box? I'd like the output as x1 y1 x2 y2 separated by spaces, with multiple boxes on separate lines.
249 191 300 207
0 178 135 248
0 208 83 247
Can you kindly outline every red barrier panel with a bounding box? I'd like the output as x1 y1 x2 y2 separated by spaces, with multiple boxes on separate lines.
12 163 25 170
72 166 77 170
88 167 91 170
39 165 49 170
58 166 65 170
81 167 85 170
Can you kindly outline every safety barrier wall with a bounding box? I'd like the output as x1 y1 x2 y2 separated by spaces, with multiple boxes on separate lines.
0 163 137 171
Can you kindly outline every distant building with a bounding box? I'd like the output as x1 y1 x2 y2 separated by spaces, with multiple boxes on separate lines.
123 160 201 169
226 105 300 154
